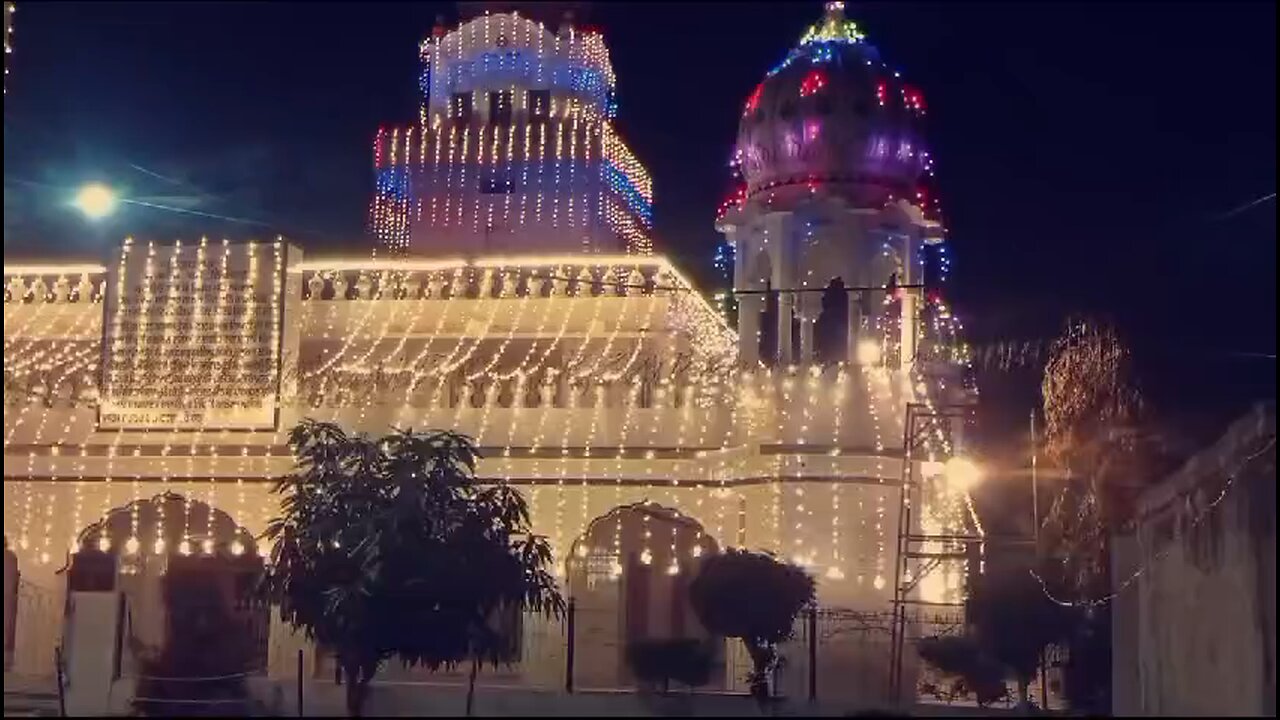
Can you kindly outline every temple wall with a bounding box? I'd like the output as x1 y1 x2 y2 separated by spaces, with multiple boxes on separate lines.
3 476 904 608
4 249 972 709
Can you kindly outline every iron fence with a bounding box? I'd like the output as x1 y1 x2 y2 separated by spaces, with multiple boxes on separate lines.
6 579 61 679
27 590 1010 711
326 603 969 708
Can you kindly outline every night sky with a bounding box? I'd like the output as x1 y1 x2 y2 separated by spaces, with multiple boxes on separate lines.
4 1 1276 439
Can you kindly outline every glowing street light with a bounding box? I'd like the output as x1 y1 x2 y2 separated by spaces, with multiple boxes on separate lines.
73 183 118 220
943 456 982 492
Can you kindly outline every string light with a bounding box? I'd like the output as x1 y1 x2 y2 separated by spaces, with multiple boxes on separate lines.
371 11 652 256
1 4 984 661
1035 436 1276 608
3 3 12 96
6 254 970 609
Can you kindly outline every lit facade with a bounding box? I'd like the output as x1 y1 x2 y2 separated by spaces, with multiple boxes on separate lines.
3 5 977 709
370 11 653 256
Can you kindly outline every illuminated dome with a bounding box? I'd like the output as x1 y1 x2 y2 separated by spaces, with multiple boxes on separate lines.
732 2 929 208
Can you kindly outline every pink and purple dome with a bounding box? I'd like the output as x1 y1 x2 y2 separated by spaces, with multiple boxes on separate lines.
726 2 932 213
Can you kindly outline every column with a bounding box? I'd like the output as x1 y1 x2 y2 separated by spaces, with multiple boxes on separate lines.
898 229 919 369
847 290 864 365
738 294 763 366
778 292 795 366
799 315 815 364
899 290 917 369
63 592 123 716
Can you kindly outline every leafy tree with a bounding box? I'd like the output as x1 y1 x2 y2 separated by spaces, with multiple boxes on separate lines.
688 549 815 704
1039 317 1150 713
918 566 1074 711
916 635 1007 707
626 638 715 694
259 419 564 716
1040 317 1144 591
966 567 1074 709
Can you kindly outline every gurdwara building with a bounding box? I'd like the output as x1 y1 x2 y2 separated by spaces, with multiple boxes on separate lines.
3 3 977 708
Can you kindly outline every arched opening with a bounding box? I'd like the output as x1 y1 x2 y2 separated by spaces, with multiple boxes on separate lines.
749 249 780 367
815 277 850 365
64 493 267 681
566 502 724 690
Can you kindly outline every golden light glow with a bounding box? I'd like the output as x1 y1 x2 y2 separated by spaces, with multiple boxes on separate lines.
74 183 117 220
856 339 882 365
4 218 975 608
943 456 982 492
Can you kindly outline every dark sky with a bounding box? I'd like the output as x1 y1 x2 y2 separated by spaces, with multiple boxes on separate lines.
4 1 1276 434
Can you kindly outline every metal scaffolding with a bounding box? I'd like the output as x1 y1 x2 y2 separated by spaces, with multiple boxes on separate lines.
887 401 984 702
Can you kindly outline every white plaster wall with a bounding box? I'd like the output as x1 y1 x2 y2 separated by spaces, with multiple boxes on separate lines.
2 477 902 608
1112 405 1276 716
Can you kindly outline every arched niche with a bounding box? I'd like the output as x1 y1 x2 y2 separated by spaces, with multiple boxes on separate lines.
565 502 725 689
63 493 268 678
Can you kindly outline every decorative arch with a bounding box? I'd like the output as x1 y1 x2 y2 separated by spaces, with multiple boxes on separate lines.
62 493 269 678
565 502 726 688
71 491 260 560
879 197 928 228
567 501 720 582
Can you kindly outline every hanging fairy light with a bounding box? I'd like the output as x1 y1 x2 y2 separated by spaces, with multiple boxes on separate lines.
371 11 652 256
0 1 986 657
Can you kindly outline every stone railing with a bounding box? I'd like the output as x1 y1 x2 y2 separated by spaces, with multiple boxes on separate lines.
3 265 108 305
296 259 672 302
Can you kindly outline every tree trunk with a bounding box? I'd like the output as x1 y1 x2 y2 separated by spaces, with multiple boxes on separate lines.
743 640 774 706
342 660 372 717
1017 679 1030 713
343 664 362 717
1039 648 1050 710
466 656 480 716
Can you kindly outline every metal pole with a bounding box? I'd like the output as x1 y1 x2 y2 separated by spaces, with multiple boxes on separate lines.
1031 410 1049 711
55 646 67 717
888 404 917 701
564 598 576 694
296 648 304 717
1031 409 1040 546
807 605 818 702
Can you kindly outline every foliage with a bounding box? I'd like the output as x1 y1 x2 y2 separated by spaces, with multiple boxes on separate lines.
1058 606 1111 713
918 566 1074 709
259 419 565 716
688 549 815 704
1038 317 1148 713
131 563 257 717
626 638 715 693
968 567 1074 705
1040 316 1144 589
916 635 1008 707
1041 317 1143 464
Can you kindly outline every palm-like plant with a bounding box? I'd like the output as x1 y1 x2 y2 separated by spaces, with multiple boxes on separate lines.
260 419 564 716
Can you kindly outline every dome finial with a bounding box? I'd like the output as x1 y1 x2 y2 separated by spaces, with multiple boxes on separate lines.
798 1 864 46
